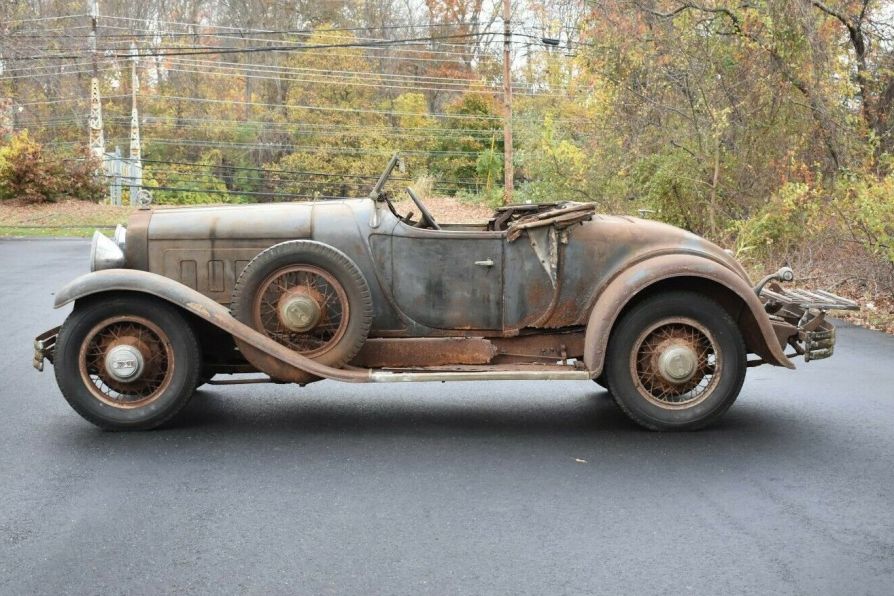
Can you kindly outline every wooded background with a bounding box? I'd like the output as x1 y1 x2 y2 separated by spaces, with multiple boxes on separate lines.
1 1 893 319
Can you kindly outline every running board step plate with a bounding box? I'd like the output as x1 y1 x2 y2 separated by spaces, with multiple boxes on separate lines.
369 366 591 383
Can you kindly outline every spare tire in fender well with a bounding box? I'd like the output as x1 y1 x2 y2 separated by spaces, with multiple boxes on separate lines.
230 239 374 384
582 254 794 377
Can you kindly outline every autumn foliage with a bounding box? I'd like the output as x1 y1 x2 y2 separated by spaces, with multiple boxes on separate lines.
0 132 103 204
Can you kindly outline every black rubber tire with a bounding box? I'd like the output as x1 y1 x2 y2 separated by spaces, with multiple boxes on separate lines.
593 375 609 390
230 240 373 373
54 294 201 431
604 291 747 431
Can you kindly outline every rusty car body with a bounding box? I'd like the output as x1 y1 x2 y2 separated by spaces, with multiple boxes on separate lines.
34 156 858 431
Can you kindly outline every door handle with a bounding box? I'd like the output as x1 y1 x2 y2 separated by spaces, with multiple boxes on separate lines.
474 259 494 267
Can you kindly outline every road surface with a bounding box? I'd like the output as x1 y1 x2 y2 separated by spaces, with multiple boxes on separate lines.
1 239 892 595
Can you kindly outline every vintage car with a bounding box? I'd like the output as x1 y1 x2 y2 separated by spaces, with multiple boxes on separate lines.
34 155 857 431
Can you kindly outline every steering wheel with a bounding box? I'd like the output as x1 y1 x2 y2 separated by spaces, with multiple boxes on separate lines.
405 188 441 230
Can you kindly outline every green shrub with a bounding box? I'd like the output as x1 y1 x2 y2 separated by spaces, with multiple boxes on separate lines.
633 151 708 232
835 173 894 264
0 131 102 204
475 148 503 191
732 182 822 260
143 162 236 205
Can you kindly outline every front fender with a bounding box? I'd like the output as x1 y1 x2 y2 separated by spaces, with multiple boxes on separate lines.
583 254 794 376
53 269 371 382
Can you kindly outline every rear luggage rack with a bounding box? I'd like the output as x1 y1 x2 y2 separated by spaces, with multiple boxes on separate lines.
759 286 858 311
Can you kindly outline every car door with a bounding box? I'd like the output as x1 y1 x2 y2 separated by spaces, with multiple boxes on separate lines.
501 226 559 330
386 224 503 330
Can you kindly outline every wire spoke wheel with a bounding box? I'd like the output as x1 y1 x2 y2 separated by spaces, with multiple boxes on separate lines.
629 317 721 410
251 264 350 357
605 291 746 431
77 315 175 410
231 240 373 384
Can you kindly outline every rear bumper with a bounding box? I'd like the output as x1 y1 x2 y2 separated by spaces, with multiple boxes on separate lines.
772 315 836 362
33 326 60 372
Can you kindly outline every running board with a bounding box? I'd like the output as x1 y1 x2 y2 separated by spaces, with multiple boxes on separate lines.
369 369 592 383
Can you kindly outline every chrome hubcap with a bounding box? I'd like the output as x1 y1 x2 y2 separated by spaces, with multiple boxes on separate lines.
104 344 145 382
657 345 698 384
278 294 322 332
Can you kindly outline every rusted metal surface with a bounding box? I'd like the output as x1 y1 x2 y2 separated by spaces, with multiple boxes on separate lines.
353 337 498 367
147 203 313 241
490 331 584 363
581 253 796 377
133 196 757 340
123 208 150 271
352 332 585 368
770 319 799 348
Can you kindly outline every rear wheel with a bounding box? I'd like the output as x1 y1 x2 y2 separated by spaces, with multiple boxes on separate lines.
604 291 746 431
54 295 201 430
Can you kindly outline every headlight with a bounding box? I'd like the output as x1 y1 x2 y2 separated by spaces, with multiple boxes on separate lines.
113 224 127 251
90 229 126 271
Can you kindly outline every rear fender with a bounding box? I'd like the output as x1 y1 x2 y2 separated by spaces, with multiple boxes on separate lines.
54 269 371 382
583 254 794 377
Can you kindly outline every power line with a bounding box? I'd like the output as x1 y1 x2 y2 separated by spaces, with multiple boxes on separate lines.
1 13 88 25
97 15 488 35
86 26 491 64
18 94 129 106
73 157 481 190
158 65 551 97
135 170 473 194
155 60 561 96
0 66 116 82
2 25 93 37
138 138 485 155
0 60 95 74
162 56 483 84
83 21 492 56
134 159 480 186
120 182 354 201
3 31 499 61
21 114 504 137
144 94 508 122
134 121 500 143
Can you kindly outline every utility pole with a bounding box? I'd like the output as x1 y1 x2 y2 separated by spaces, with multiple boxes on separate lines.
129 41 142 206
88 0 105 160
0 98 13 139
501 0 514 205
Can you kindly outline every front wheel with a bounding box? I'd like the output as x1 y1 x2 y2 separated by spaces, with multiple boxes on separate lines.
604 291 746 431
54 294 201 430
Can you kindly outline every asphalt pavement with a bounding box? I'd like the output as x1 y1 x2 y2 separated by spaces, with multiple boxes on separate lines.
1 238 893 595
